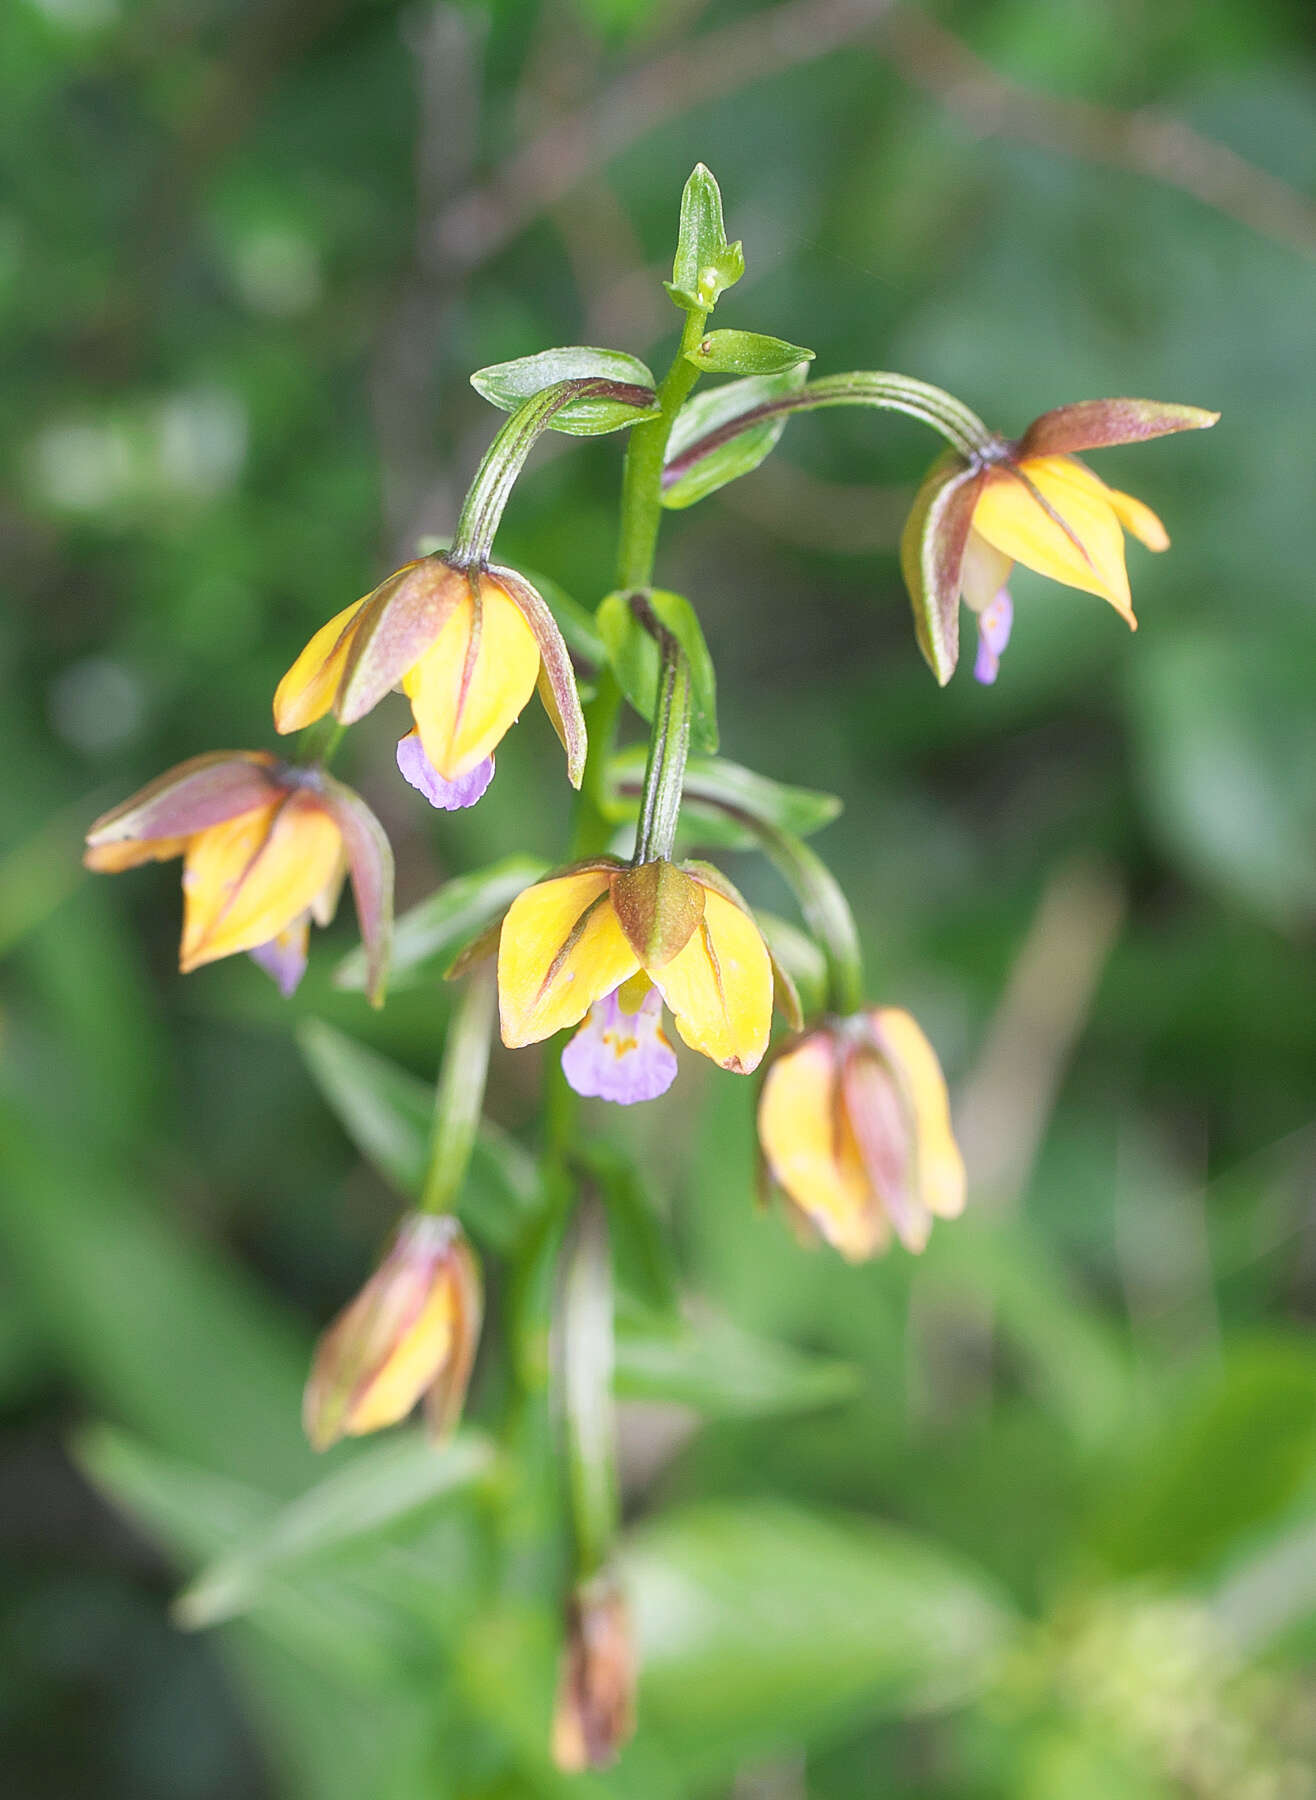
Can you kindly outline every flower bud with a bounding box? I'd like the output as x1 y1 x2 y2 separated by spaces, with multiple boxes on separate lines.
303 1214 482 1451
551 1577 637 1773
758 1008 965 1260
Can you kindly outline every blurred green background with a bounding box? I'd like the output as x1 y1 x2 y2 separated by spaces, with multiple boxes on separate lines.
3 0 1316 1795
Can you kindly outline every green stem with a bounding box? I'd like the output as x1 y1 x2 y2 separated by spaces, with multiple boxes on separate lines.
559 1196 618 1579
631 612 691 865
294 718 347 770
419 966 497 1216
450 377 656 570
615 309 708 590
662 370 995 488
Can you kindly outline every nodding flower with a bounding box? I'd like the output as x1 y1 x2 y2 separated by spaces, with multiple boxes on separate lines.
83 750 392 1003
497 856 774 1083
901 397 1219 686
302 1213 481 1451
551 1577 637 1774
272 554 586 806
758 1008 965 1261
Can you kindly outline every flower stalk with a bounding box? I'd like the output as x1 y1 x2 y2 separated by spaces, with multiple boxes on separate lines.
630 604 692 866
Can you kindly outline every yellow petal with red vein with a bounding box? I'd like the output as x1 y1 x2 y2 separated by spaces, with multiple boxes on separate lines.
273 597 369 734
972 456 1135 624
403 580 540 780
498 870 638 1048
758 1036 885 1261
872 1007 965 1220
84 835 189 873
345 1281 453 1436
180 793 344 970
1107 485 1169 551
650 888 771 1073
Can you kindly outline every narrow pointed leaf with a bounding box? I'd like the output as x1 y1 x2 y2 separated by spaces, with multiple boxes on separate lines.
470 348 660 435
668 163 744 313
596 588 718 752
684 330 814 377
662 365 808 509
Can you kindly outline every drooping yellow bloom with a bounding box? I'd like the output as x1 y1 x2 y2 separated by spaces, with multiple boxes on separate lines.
900 397 1218 685
758 1008 965 1260
303 1214 482 1450
84 750 393 1002
272 554 586 786
498 857 773 1075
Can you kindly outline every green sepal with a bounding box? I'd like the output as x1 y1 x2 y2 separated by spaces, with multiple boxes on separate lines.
684 330 813 378
470 347 660 436
667 163 744 314
611 859 705 968
662 364 808 509
596 587 719 753
335 855 546 993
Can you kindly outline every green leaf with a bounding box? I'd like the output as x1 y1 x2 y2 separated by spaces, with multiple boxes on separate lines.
578 1142 680 1318
757 910 828 1022
684 329 814 377
1086 1338 1316 1578
596 588 719 752
614 1311 861 1417
297 1020 539 1251
176 1430 495 1628
666 163 744 313
336 856 545 993
662 364 808 509
469 347 660 436
623 1500 1013 1778
609 748 842 842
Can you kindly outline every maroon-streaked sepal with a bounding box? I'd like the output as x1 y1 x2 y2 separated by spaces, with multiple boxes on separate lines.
84 750 284 855
841 1045 927 1254
1017 398 1220 459
611 860 704 968
491 562 588 788
336 557 465 726
315 774 394 1008
423 1227 483 1441
898 452 985 687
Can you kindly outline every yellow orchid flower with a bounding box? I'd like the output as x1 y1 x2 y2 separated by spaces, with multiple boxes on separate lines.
302 1214 482 1450
84 750 393 1002
498 857 773 1077
757 1008 965 1260
901 397 1219 685
272 554 586 797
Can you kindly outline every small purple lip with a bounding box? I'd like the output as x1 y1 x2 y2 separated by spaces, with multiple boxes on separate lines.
396 733 495 810
973 589 1013 686
249 919 310 997
561 986 678 1105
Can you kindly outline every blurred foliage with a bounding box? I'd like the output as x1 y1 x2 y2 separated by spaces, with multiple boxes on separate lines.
2 0 1316 1796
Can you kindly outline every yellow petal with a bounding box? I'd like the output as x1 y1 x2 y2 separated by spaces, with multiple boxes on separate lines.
650 888 772 1073
959 529 1014 613
273 597 369 734
972 456 1135 624
872 1008 965 1220
180 793 344 970
403 579 541 780
498 871 639 1047
346 1280 453 1435
758 1037 886 1261
1107 485 1169 551
84 835 189 873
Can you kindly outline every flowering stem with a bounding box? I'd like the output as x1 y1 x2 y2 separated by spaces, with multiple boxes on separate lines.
662 370 994 486
631 607 692 866
559 1196 619 1580
294 718 347 770
451 378 657 570
419 965 496 1216
615 308 708 590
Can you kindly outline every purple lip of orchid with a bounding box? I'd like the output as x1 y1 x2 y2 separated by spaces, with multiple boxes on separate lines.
560 986 679 1106
396 734 496 811
249 921 310 997
972 588 1013 686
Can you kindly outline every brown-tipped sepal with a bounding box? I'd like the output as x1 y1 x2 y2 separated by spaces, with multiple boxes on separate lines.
610 860 704 969
898 452 985 687
551 1576 638 1774
491 562 588 788
302 1214 482 1452
336 557 466 726
84 751 284 862
313 773 394 1008
1017 398 1220 459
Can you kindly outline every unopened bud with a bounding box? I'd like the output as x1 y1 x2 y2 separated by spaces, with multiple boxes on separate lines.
551 1577 637 1773
303 1214 481 1451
